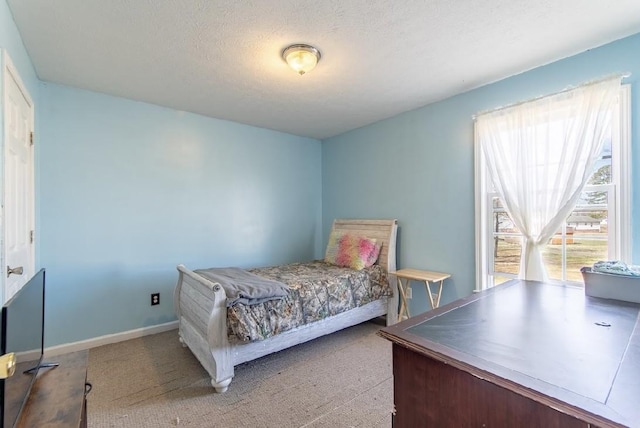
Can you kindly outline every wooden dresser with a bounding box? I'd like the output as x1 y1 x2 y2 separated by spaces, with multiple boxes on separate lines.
379 280 640 427
17 350 89 428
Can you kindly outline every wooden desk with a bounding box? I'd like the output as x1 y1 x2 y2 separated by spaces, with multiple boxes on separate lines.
391 269 451 321
17 350 89 428
379 280 640 427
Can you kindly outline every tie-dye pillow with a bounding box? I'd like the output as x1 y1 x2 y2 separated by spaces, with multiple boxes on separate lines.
365 242 382 267
324 231 378 270
324 230 344 264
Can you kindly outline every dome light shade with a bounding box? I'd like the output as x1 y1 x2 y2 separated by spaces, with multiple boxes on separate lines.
282 44 321 75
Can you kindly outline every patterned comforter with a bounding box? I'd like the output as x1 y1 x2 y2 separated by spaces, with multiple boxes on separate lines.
227 260 391 342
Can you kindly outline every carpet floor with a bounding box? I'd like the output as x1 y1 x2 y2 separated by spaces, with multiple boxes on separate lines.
87 321 393 427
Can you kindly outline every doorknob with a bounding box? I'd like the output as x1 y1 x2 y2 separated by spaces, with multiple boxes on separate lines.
0 353 16 379
7 266 23 277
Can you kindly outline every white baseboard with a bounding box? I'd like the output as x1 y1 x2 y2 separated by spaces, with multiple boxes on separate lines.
43 321 179 357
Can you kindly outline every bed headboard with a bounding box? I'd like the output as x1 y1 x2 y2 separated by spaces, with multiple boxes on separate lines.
330 219 398 273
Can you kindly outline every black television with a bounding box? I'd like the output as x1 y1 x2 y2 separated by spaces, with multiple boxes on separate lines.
0 269 56 428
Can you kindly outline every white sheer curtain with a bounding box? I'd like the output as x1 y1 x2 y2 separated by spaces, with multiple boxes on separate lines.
476 77 621 281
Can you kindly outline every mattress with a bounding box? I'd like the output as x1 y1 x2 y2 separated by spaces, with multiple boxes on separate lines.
227 260 391 342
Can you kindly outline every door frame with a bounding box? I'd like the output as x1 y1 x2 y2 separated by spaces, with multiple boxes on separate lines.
1 50 36 303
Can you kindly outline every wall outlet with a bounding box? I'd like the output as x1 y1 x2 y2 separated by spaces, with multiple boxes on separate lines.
406 286 412 299
151 293 160 306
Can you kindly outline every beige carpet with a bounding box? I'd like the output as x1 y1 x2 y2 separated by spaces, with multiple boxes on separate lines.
87 321 393 427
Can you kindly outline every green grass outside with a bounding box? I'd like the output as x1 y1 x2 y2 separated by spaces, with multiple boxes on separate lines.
494 235 608 283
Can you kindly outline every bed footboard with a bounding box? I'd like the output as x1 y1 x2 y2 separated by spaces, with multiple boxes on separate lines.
174 264 235 392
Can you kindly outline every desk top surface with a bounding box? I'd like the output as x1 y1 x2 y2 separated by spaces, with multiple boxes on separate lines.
17 350 88 428
379 280 640 428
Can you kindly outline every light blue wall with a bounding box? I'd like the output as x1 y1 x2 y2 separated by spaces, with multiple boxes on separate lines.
323 32 640 317
39 83 322 346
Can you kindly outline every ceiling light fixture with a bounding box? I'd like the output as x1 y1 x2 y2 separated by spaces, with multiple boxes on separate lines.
282 44 321 75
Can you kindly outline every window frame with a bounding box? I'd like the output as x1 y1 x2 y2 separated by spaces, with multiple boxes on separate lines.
474 85 631 291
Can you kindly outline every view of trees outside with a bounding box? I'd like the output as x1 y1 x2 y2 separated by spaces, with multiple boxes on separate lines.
492 163 611 284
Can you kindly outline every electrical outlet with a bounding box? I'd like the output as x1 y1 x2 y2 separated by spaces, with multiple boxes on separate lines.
151 293 160 306
406 287 412 299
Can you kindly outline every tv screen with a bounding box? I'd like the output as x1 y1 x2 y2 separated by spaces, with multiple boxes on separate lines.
0 269 45 428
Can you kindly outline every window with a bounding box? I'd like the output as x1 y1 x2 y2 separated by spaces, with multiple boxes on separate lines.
475 85 631 290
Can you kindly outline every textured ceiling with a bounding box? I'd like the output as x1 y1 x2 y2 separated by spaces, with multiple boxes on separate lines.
7 0 640 139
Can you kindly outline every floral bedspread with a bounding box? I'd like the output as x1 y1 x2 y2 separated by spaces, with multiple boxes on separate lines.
226 260 391 342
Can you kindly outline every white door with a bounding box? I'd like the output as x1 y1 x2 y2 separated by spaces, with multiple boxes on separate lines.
2 53 35 303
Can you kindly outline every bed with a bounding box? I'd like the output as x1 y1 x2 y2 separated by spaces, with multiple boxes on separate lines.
174 218 398 392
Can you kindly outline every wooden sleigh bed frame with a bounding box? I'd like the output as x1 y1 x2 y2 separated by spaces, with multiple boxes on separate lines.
174 219 398 392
